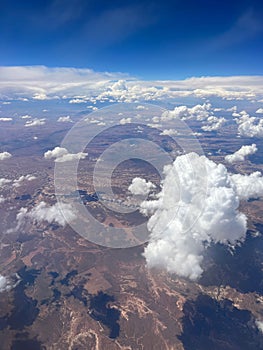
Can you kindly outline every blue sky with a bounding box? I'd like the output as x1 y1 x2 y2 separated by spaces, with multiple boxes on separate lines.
0 0 263 79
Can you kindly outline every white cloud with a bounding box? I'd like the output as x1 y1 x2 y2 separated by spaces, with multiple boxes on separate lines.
160 129 179 136
17 201 76 227
54 152 87 162
25 118 46 127
256 108 263 114
86 105 98 111
140 153 249 281
0 117 12 121
44 146 88 162
0 178 12 187
0 66 262 103
0 152 12 161
235 112 263 137
128 177 156 196
44 147 68 159
225 144 257 163
21 114 32 119
110 80 127 91
69 98 87 104
0 275 10 292
33 93 48 100
201 116 226 132
161 103 213 122
13 174 36 188
0 175 35 193
0 66 127 101
227 106 237 112
0 275 19 293
256 320 263 333
57 116 73 122
231 171 263 199
119 117 132 125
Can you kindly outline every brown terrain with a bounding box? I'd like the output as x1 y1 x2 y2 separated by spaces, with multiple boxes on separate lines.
1 119 263 349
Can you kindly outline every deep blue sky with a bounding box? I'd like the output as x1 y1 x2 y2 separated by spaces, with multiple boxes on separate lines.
0 0 263 79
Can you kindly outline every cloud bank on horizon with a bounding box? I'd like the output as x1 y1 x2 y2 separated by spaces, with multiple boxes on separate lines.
0 66 263 103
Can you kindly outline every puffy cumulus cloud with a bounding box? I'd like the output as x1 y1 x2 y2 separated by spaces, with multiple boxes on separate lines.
17 201 76 227
256 320 263 333
160 129 179 136
0 178 12 187
161 103 213 122
44 146 87 162
20 114 32 119
44 147 69 159
119 117 132 125
140 153 251 281
225 144 257 163
201 116 226 132
13 174 36 188
110 80 127 91
161 105 190 120
0 151 12 161
86 105 98 111
55 152 88 163
0 175 35 191
128 177 156 196
235 112 263 137
69 98 87 104
256 108 263 114
33 93 48 100
85 118 104 125
0 276 11 292
57 116 73 123
231 171 263 199
25 118 46 127
227 106 237 112
0 274 19 293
